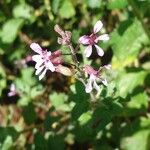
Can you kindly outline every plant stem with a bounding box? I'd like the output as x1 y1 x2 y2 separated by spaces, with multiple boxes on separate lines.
67 43 98 102
68 44 79 65
127 0 150 41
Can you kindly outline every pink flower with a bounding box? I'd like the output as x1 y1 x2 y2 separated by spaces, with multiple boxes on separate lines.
79 20 109 57
30 43 63 80
54 24 71 45
8 84 18 97
84 65 110 93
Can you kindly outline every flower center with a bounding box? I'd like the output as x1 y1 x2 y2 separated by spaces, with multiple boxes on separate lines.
89 34 97 45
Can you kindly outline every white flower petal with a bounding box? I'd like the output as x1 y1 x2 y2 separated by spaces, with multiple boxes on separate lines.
101 78 108 86
95 45 104 57
46 61 55 72
85 80 93 93
30 43 42 54
39 69 47 80
93 20 103 34
35 59 44 69
32 55 42 61
96 34 109 41
35 65 45 75
79 35 90 45
84 45 92 57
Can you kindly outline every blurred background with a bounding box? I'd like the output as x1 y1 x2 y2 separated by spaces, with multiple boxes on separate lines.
0 0 150 149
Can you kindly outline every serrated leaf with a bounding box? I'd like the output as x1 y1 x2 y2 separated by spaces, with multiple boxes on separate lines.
1 19 24 43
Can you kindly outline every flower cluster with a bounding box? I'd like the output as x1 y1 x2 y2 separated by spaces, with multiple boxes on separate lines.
30 20 110 94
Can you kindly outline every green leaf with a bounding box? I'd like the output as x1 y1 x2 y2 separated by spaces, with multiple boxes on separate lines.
117 70 147 97
0 127 18 142
22 103 37 125
110 19 148 68
0 64 6 96
78 111 92 126
47 135 65 150
59 0 75 19
0 19 24 43
87 0 102 8
108 0 128 10
121 117 150 150
1 136 13 150
13 3 34 21
49 92 73 112
123 92 148 116
52 0 62 14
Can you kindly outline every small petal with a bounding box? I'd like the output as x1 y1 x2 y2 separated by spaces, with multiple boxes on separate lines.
35 59 44 69
35 65 44 75
39 69 47 80
101 78 108 86
85 80 93 93
95 45 104 57
103 64 111 70
30 43 42 54
46 61 55 72
32 55 42 61
79 35 90 45
93 20 103 34
96 34 109 41
84 45 92 57
84 65 98 75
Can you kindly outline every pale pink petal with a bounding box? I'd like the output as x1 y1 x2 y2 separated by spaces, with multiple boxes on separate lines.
30 43 42 54
93 20 103 34
96 34 109 42
101 78 108 86
10 84 16 91
39 69 47 80
32 55 42 61
79 35 90 45
84 45 92 57
93 80 100 92
103 64 111 70
46 61 55 72
47 51 52 57
94 45 104 57
35 65 44 75
84 65 98 75
35 59 44 69
85 79 93 93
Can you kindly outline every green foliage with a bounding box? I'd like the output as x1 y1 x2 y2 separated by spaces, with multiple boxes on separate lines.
59 0 75 19
0 0 150 149
1 19 24 44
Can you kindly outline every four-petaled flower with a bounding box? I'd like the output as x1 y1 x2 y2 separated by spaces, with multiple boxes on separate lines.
30 43 63 80
79 20 109 57
84 65 111 93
